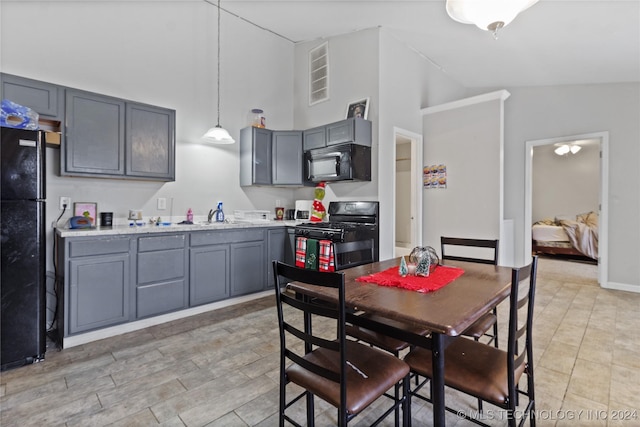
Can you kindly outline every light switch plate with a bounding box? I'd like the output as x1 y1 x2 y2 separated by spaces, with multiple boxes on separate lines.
157 198 167 210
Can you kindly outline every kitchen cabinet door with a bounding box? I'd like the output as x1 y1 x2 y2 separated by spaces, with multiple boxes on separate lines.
126 103 176 181
230 240 265 296
272 130 303 185
63 89 126 176
68 253 130 334
303 125 326 151
240 127 272 186
0 73 63 119
189 245 230 305
266 228 286 288
326 117 372 147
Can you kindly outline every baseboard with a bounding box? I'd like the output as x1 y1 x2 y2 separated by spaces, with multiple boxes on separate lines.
601 281 640 293
63 290 272 348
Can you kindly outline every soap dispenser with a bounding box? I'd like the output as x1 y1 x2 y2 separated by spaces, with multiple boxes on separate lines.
214 202 225 222
186 208 194 223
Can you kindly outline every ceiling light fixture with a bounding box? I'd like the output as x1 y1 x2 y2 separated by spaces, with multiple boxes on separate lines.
554 144 582 156
445 0 539 39
202 0 235 144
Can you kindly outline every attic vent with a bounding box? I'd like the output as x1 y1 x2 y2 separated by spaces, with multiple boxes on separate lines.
309 42 329 105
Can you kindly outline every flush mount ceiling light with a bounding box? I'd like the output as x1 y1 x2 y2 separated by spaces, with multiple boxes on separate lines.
202 0 235 144
445 0 539 39
554 144 582 156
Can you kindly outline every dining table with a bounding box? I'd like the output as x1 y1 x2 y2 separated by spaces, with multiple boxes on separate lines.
286 257 514 426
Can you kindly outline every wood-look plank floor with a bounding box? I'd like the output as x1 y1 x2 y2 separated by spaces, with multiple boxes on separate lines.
1 257 639 426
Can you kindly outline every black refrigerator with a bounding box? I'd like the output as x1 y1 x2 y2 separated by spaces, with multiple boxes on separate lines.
1 126 47 371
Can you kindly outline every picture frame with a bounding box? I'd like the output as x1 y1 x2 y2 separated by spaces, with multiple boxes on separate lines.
74 202 98 225
345 98 369 120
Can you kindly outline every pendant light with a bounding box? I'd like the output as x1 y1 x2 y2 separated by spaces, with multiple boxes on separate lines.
445 0 539 39
202 0 235 144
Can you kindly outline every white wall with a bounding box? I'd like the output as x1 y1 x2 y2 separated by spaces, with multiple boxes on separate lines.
1 1 296 270
532 143 600 223
422 98 503 253
292 28 466 261
500 83 640 289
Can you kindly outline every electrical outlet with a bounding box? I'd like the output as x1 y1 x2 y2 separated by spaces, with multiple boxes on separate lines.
157 197 167 210
60 196 71 210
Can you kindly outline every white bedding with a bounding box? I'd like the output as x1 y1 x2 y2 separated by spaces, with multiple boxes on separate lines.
532 224 570 242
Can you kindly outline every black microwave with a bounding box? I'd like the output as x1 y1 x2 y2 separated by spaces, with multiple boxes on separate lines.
304 143 371 183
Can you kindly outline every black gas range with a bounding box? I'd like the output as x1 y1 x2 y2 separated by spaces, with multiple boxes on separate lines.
294 201 379 267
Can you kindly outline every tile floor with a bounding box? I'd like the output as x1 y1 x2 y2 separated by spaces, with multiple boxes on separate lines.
1 257 638 426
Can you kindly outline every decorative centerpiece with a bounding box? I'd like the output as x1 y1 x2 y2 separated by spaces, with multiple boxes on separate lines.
408 246 440 277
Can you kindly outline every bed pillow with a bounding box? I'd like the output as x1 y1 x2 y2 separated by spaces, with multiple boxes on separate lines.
577 211 598 227
554 214 574 224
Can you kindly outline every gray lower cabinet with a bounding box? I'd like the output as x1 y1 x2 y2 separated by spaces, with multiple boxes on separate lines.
136 234 188 318
272 130 303 185
267 228 287 288
59 226 287 338
231 240 265 296
63 236 133 335
190 244 230 305
64 89 126 176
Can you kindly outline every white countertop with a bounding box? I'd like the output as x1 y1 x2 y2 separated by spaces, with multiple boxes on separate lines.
55 219 305 238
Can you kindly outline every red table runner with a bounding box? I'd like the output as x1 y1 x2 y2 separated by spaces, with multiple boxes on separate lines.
356 265 464 293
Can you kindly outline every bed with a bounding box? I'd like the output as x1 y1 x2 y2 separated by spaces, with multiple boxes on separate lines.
532 212 598 261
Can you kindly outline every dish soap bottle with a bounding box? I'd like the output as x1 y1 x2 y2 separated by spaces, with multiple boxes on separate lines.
186 208 193 223
214 202 225 222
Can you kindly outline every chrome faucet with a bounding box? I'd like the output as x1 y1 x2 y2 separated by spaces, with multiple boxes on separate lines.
207 209 215 223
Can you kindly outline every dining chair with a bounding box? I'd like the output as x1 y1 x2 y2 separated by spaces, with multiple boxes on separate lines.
404 256 538 427
441 236 500 348
272 261 410 427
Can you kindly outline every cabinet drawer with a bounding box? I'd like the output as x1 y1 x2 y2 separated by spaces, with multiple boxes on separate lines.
138 234 186 252
69 237 130 257
190 229 265 246
137 279 186 318
138 249 185 284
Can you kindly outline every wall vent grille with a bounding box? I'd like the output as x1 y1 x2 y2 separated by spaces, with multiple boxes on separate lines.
309 42 329 105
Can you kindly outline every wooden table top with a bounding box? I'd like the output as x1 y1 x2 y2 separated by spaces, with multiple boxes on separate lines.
287 257 513 336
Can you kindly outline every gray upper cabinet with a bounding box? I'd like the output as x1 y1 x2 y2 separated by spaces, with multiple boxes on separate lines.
0 73 63 120
303 125 326 151
326 117 371 147
126 103 175 181
240 127 272 186
63 89 126 176
272 130 303 185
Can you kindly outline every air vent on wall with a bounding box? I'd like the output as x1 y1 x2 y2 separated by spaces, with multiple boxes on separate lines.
309 42 329 105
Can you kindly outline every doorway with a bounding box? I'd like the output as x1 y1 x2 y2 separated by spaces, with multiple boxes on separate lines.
524 132 608 285
394 128 423 257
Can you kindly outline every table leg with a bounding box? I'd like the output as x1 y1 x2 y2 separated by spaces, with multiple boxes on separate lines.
432 332 445 426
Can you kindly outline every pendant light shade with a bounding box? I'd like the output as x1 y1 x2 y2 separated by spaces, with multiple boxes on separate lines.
202 125 235 144
446 0 538 38
202 0 235 144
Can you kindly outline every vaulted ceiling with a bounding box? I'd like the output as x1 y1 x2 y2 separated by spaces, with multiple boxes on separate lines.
220 0 640 88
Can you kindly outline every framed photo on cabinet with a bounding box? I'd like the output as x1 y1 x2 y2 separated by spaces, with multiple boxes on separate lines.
346 98 369 120
74 202 98 224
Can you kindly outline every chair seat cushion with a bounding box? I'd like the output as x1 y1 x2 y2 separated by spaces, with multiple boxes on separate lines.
461 312 497 339
286 340 410 415
404 337 525 405
346 313 431 353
